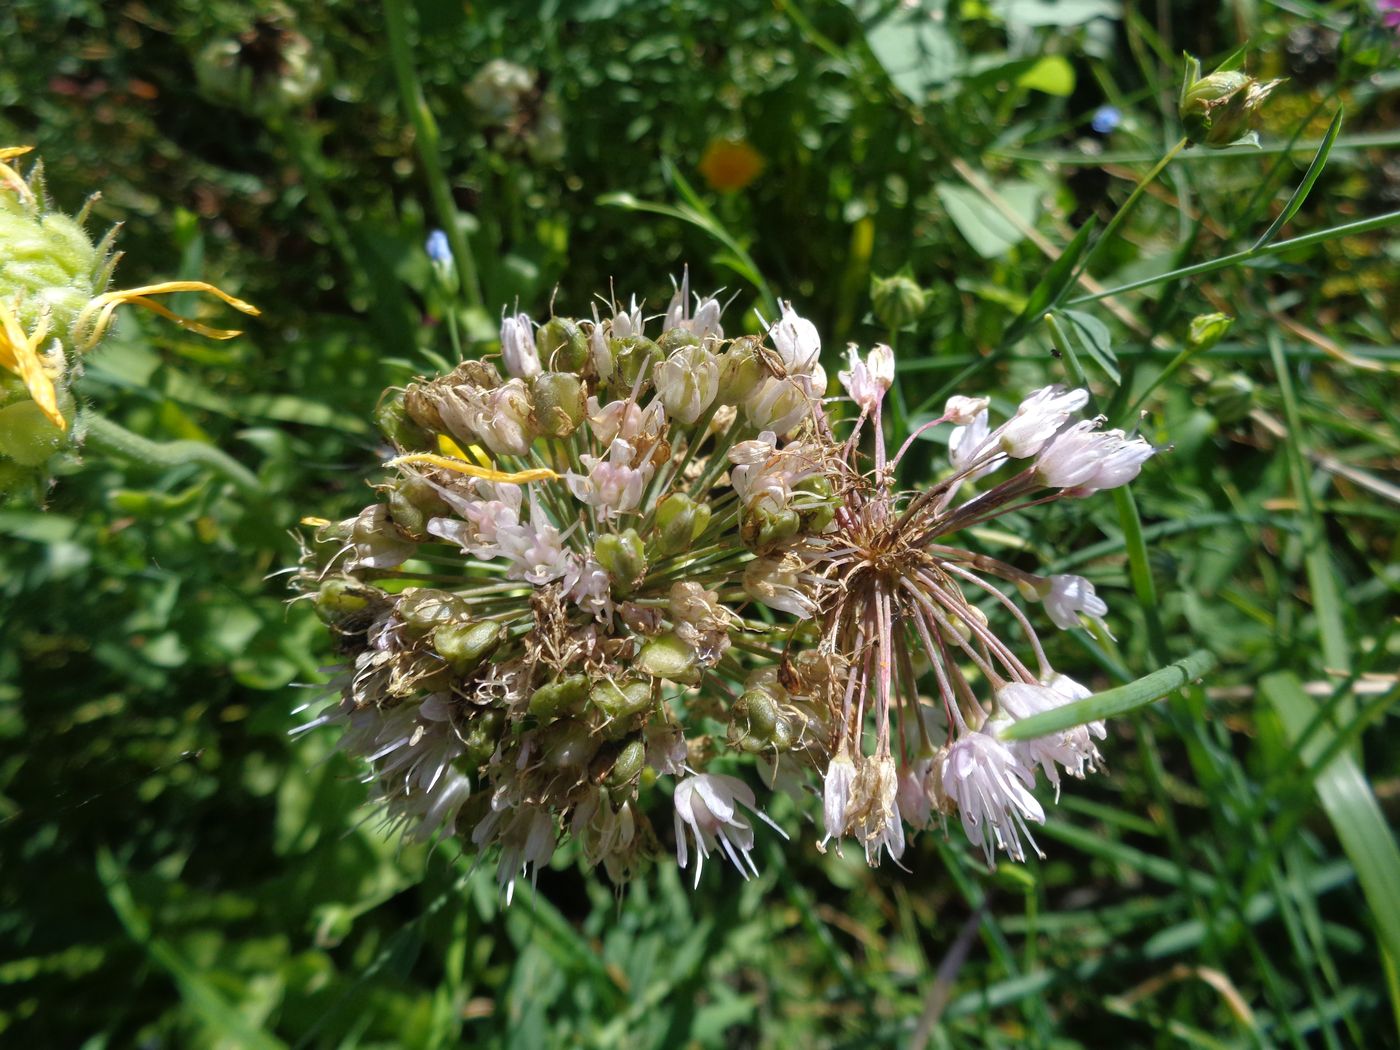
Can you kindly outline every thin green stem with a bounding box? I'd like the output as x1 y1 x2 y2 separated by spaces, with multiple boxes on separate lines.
383 0 484 313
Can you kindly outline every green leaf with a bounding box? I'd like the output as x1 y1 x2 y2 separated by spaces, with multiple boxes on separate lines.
1060 308 1120 384
866 10 960 101
999 650 1217 740
936 181 1041 258
992 0 1120 27
1260 673 1400 970
1253 107 1344 251
1016 55 1076 96
1001 217 1097 346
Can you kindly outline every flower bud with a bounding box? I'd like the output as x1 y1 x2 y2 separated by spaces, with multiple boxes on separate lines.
1180 61 1284 148
590 679 653 720
594 528 648 594
637 632 700 684
529 673 590 719
653 493 711 557
654 343 720 424
537 317 589 373
499 313 540 379
870 274 927 330
530 371 586 437
0 398 69 466
1188 312 1233 352
1204 372 1254 424
432 620 505 673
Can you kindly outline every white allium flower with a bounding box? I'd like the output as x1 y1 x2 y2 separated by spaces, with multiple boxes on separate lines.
819 746 857 851
459 378 534 457
997 385 1090 458
341 505 416 569
500 312 541 379
654 343 720 424
1074 434 1156 494
943 394 989 426
765 302 822 374
567 438 654 517
570 557 613 620
838 343 895 413
426 477 524 559
948 406 1001 477
496 500 578 585
1040 573 1108 630
586 396 665 446
743 555 818 618
1034 419 1116 488
940 729 1045 866
673 773 781 885
996 681 1104 798
746 375 812 434
895 756 938 831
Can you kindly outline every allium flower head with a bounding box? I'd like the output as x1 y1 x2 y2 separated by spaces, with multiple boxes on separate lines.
297 275 1159 891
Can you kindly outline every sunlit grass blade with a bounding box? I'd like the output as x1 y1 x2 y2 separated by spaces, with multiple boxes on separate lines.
1260 673 1400 994
1000 217 1096 347
999 650 1216 740
1253 107 1344 252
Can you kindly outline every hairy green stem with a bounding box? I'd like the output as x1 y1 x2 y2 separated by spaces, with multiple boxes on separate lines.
82 413 260 494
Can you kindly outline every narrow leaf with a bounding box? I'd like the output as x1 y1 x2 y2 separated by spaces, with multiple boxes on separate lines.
1002 217 1098 347
1253 107 1344 252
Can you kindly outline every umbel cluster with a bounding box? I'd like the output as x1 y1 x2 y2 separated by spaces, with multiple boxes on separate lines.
297 277 1156 895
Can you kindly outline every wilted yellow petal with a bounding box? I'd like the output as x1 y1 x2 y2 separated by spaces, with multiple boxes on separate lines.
0 304 64 431
300 516 332 527
76 280 261 350
0 145 35 160
436 433 494 469
388 452 558 485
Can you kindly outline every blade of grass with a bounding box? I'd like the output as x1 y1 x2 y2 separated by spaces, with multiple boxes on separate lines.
1253 108 1344 251
1066 211 1400 307
999 650 1217 740
1260 671 1400 1026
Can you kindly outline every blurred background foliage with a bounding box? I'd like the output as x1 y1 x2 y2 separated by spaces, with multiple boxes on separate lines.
1 0 1398 1046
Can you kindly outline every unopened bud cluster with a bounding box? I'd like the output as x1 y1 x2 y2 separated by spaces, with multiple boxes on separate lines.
298 274 1160 893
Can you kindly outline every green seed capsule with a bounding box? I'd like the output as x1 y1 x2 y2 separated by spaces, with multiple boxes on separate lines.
529 673 591 719
653 493 711 557
656 327 700 353
540 718 599 769
313 578 376 627
537 317 589 373
374 392 434 451
637 632 700 685
611 335 662 387
870 274 927 330
605 738 646 787
530 371 586 437
433 620 504 673
595 529 648 594
590 679 652 720
398 590 472 630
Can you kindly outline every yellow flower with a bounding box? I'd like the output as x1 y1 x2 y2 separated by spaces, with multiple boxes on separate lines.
697 138 765 193
72 280 261 352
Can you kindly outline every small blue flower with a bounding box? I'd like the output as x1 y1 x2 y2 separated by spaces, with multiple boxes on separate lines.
426 229 452 265
1091 105 1122 135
